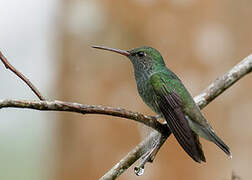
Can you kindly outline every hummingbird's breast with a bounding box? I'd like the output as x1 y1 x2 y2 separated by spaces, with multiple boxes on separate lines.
135 71 161 114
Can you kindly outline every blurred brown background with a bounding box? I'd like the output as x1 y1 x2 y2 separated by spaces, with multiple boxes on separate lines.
1 0 252 180
56 0 252 179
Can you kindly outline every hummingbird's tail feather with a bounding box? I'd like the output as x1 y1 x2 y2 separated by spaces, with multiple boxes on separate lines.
187 118 231 158
192 132 206 162
207 128 232 158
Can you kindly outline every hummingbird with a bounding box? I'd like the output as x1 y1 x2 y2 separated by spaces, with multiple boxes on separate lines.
92 45 231 162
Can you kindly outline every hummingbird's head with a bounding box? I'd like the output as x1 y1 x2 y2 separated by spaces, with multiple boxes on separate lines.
92 46 166 72
127 46 165 67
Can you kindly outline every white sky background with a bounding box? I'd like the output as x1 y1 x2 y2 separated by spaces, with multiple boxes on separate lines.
0 0 59 179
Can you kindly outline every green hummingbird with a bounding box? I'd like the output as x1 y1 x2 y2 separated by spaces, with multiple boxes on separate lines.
92 45 231 162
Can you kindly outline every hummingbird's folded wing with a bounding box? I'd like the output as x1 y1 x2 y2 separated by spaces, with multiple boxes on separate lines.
150 73 205 163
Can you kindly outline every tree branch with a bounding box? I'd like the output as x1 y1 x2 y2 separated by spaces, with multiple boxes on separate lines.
0 51 45 100
0 52 252 179
0 99 168 134
194 54 252 108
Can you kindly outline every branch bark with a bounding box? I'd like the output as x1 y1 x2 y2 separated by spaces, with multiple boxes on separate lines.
1 53 252 179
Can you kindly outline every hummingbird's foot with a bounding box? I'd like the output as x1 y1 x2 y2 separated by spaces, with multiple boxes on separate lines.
154 114 162 119
134 132 170 176
134 140 159 176
153 114 166 124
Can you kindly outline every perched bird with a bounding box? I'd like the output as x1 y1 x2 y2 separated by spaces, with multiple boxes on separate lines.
92 45 231 163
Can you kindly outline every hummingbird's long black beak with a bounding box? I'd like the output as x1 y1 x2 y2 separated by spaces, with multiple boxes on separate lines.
92 45 130 57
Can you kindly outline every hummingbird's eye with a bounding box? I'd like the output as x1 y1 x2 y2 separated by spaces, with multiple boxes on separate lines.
137 51 145 58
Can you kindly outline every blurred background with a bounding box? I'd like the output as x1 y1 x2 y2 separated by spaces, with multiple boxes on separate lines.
0 0 252 179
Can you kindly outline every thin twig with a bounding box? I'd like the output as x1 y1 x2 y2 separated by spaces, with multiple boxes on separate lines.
231 171 241 180
0 51 45 100
134 133 168 176
99 131 168 180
